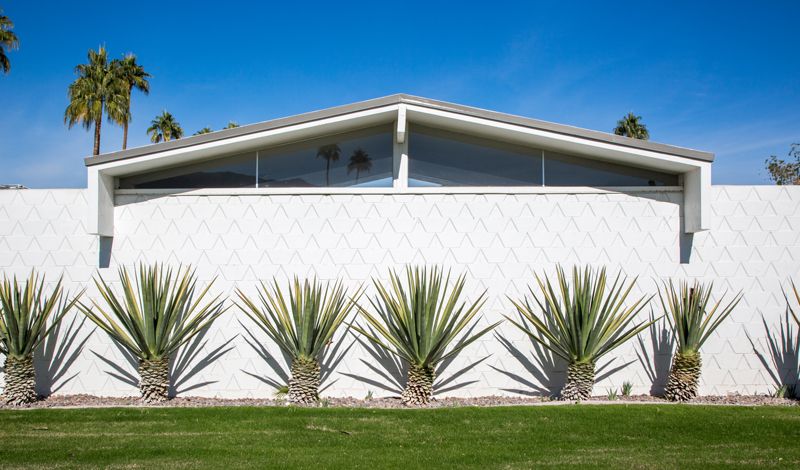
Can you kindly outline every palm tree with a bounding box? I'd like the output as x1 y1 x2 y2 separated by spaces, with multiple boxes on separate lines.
113 54 150 150
65 46 128 155
613 112 650 140
347 148 372 183
0 9 19 74
316 144 341 186
194 127 213 135
147 110 183 143
224 121 239 129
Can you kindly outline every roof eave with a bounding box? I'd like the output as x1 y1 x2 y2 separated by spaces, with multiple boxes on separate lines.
84 93 714 167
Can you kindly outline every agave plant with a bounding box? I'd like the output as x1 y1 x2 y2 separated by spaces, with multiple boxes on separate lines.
0 272 81 405
507 266 652 401
79 264 226 403
660 280 741 402
236 277 360 404
354 266 499 406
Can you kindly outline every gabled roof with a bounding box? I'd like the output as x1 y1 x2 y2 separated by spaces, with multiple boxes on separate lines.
84 94 713 167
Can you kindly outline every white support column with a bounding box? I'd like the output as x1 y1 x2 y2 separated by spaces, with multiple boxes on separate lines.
393 105 409 189
87 167 115 237
683 163 711 233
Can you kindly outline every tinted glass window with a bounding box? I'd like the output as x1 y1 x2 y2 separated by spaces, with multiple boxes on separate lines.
408 126 543 187
257 126 393 187
118 152 257 189
544 151 679 186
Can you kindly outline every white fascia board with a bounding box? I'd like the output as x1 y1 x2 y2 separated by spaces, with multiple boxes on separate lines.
405 105 704 173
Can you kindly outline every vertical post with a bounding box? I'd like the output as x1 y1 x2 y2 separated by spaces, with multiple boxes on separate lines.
683 163 710 233
394 104 409 190
88 167 114 237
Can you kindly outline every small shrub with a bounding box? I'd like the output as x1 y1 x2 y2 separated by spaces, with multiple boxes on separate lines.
607 388 618 401
621 381 633 397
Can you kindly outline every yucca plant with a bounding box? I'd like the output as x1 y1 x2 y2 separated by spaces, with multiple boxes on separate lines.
0 273 81 405
660 280 741 402
79 264 226 403
354 266 499 406
507 266 652 401
236 277 360 404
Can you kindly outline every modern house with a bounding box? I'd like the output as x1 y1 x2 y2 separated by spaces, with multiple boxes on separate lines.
1 95 797 398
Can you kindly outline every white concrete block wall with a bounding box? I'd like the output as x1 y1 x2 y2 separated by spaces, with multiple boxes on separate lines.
0 186 798 398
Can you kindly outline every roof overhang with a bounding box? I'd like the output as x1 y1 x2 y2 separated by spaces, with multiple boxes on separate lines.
86 94 713 239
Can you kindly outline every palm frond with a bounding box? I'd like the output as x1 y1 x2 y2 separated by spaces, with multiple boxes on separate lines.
0 272 82 358
354 266 498 369
79 264 226 361
507 265 653 364
235 277 361 360
659 280 741 354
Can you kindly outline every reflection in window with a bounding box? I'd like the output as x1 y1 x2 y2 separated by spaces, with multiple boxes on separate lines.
408 125 543 187
118 152 257 189
257 126 393 187
544 151 679 187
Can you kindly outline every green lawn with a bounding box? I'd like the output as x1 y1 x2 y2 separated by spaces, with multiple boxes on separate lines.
0 405 798 469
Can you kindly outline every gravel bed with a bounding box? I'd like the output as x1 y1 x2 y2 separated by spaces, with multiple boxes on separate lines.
1 393 797 409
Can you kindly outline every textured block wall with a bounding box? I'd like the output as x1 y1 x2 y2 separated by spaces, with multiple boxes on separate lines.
0 186 798 398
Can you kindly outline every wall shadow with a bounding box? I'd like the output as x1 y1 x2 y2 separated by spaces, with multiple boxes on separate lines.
635 312 674 396
341 322 490 398
239 320 354 395
34 315 94 396
169 326 236 396
490 331 566 397
92 327 236 397
747 312 799 398
493 312 635 398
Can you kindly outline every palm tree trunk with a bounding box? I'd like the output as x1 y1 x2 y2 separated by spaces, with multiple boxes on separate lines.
3 354 37 405
93 116 102 155
325 160 331 186
122 86 132 150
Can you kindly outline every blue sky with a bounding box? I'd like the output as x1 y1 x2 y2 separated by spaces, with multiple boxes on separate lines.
1 0 798 188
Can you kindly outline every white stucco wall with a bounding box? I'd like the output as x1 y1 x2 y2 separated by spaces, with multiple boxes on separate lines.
0 186 798 398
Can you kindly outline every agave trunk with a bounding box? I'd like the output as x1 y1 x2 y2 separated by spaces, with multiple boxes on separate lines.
138 357 169 403
402 364 435 406
561 361 595 401
288 356 320 404
3 355 37 405
665 352 701 402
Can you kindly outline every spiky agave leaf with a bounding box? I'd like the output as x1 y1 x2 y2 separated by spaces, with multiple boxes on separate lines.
236 277 361 403
354 266 499 405
660 280 741 401
0 271 82 404
79 264 226 401
507 265 653 366
0 272 82 359
659 280 742 356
